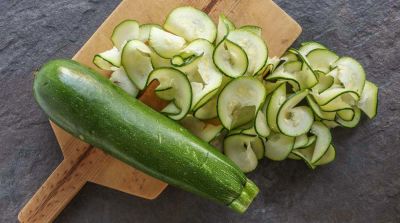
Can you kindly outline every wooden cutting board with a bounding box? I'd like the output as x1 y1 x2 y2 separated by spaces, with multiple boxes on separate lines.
18 0 301 222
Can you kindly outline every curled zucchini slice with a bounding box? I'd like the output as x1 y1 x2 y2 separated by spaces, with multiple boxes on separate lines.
224 134 260 173
112 20 140 50
164 6 217 42
213 39 248 78
218 77 266 130
93 47 121 71
147 68 192 120
121 40 153 90
149 27 186 58
277 90 314 137
227 29 268 75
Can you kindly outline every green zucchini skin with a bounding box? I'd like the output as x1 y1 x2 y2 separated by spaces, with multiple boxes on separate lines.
33 59 258 213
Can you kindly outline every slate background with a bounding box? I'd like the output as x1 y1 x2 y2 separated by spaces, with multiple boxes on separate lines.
1 0 399 222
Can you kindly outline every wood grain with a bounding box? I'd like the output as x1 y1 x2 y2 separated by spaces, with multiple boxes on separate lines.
18 0 301 222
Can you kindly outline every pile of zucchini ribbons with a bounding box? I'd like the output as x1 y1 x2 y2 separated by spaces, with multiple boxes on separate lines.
93 6 378 172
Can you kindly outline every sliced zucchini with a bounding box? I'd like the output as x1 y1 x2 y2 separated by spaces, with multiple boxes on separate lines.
291 146 316 169
227 29 268 75
255 96 271 138
266 61 302 90
138 24 162 43
264 133 295 161
298 41 327 56
289 48 319 88
312 71 334 94
314 144 336 165
294 134 308 149
301 135 317 148
218 77 266 130
209 129 227 152
216 14 235 44
267 83 286 132
109 67 139 97
264 80 285 96
93 47 121 71
310 121 332 164
312 88 359 106
147 68 192 120
336 107 361 128
164 6 217 42
332 57 366 96
257 57 280 78
171 54 201 67
322 120 340 129
306 95 336 121
320 96 353 112
112 20 140 50
121 40 153 90
358 80 378 119
240 25 262 36
337 109 355 121
213 39 248 78
287 153 302 160
282 50 299 63
150 47 171 68
180 115 223 142
277 90 314 137
149 27 186 58
161 102 181 115
194 96 218 120
241 127 258 137
306 49 339 73
190 58 223 109
224 134 259 173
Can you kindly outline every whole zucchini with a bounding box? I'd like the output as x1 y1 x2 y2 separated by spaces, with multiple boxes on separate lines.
33 59 258 213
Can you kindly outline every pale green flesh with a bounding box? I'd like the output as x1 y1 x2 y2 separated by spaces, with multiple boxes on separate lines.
310 121 332 163
307 49 339 73
332 57 366 96
294 134 308 149
218 77 266 130
227 29 268 75
180 115 223 142
111 20 140 50
216 14 235 44
255 96 271 138
337 109 355 121
312 88 359 106
109 67 139 97
139 24 161 43
312 71 334 93
336 107 361 128
298 42 327 56
277 90 314 137
358 80 378 119
306 95 336 121
164 6 217 42
264 133 295 161
213 39 248 78
296 135 317 149
194 96 218 120
149 27 186 58
224 134 259 173
240 25 262 36
121 40 153 90
147 68 192 120
292 146 316 169
314 145 336 165
267 83 286 132
93 47 121 71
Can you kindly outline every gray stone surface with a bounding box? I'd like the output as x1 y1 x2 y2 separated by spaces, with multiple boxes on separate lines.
0 0 399 222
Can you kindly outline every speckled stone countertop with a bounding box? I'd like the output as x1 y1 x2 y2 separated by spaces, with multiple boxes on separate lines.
1 0 399 222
